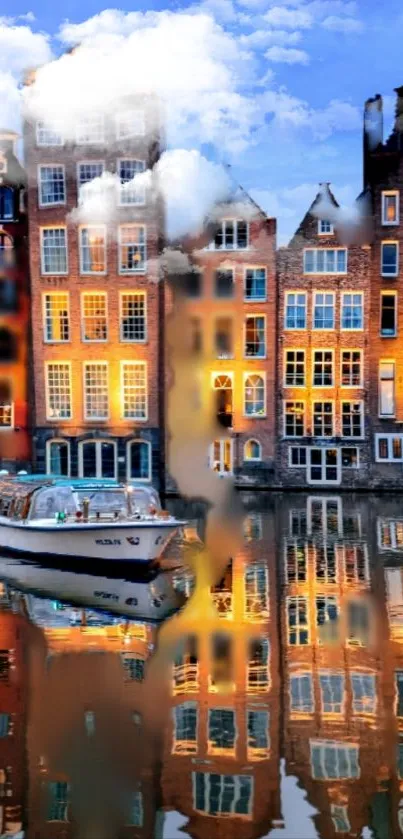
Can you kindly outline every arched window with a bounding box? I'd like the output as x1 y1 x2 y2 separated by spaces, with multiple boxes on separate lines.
213 374 233 428
127 440 151 481
0 328 17 362
244 374 265 417
0 187 13 221
46 439 70 476
244 439 262 461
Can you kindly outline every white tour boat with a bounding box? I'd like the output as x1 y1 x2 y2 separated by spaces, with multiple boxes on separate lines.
0 476 186 563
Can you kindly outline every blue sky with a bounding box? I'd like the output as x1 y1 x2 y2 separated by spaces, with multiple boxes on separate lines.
0 0 402 242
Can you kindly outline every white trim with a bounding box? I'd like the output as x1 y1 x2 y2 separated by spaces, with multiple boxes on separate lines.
340 348 363 388
310 740 360 780
243 371 266 419
45 361 72 421
42 291 70 344
78 439 118 479
76 160 105 195
317 219 334 235
126 439 152 482
286 595 310 645
118 224 147 275
341 400 364 440
117 157 146 207
340 291 364 331
208 218 250 251
209 438 234 475
80 291 108 343
37 164 66 208
307 447 341 485
243 438 262 462
284 348 306 388
304 248 347 275
311 347 334 388
307 496 342 535
192 771 253 817
374 432 403 462
288 446 307 467
79 225 107 276
378 359 396 418
382 190 399 226
115 109 146 140
40 226 68 276
284 290 307 330
243 265 267 302
243 313 266 360
312 399 335 437
119 290 147 343
0 378 14 429
283 399 305 438
207 707 237 756
45 438 71 477
120 360 148 422
36 121 64 147
313 290 335 331
381 240 399 277
83 361 109 421
75 114 105 145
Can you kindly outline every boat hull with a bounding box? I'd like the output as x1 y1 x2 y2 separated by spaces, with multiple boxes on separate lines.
0 519 182 563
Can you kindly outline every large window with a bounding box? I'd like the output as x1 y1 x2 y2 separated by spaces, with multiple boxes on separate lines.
118 159 146 205
247 709 269 759
76 114 105 144
381 292 397 336
0 187 13 220
342 401 363 438
316 596 339 642
244 563 269 620
313 292 335 329
244 267 266 301
77 161 104 195
127 440 151 481
341 292 363 329
215 269 234 298
78 439 117 479
379 361 395 417
0 381 13 428
212 220 248 250
193 772 253 817
285 350 305 386
244 316 266 358
341 350 362 387
38 165 65 206
351 672 376 714
381 241 399 276
41 228 67 275
289 673 313 714
247 638 269 692
47 781 70 822
382 191 399 225
79 226 106 274
120 292 146 342
285 541 307 582
173 702 198 754
285 292 306 329
304 248 347 274
81 293 108 341
46 363 72 419
319 673 344 714
313 401 334 437
287 596 309 645
119 225 146 273
284 401 304 437
36 121 63 146
244 374 265 417
313 350 333 386
115 110 145 139
208 708 236 755
315 544 336 583
375 433 403 462
43 293 70 342
310 741 359 780
46 439 70 476
83 362 109 420
121 362 147 420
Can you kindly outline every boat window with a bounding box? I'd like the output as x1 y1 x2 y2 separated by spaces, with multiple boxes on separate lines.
131 488 161 514
31 487 77 520
0 497 11 517
76 490 126 514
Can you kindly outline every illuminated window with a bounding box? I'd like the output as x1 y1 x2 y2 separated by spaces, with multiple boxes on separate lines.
313 350 333 386
285 541 307 582
46 439 70 477
304 249 347 274
0 233 13 272
193 772 253 817
46 363 72 420
121 654 145 682
38 165 66 206
313 292 335 329
119 225 146 273
290 673 313 713
396 672 403 716
212 220 248 250
287 597 309 645
284 401 304 437
0 187 13 220
341 350 362 386
375 433 403 462
247 709 269 760
43 293 70 342
285 350 305 386
83 362 109 420
310 741 359 780
244 439 261 461
173 702 198 754
121 361 147 420
244 374 265 417
285 292 306 329
76 114 105 144
244 316 266 357
126 439 151 481
208 708 236 755
244 563 269 620
381 292 397 336
319 672 344 714
382 191 399 225
81 293 108 341
315 545 336 583
342 401 363 438
116 109 145 139
381 241 398 276
318 219 333 234
313 401 334 437
118 159 146 205
79 226 106 274
351 672 376 714
245 267 266 300
210 634 234 693
379 361 395 417
341 292 363 329
36 121 63 146
47 782 70 822
173 636 199 694
41 228 67 274
342 544 368 582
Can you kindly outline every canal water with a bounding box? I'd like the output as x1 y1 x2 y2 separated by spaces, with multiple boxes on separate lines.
0 491 402 839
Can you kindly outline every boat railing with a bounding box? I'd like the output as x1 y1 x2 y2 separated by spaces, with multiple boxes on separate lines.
28 509 173 525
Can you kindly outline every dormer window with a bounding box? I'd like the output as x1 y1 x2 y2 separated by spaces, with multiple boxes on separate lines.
212 220 248 251
0 187 13 221
318 219 333 235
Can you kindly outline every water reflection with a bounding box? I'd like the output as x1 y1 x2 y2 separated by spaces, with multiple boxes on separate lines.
1 493 403 836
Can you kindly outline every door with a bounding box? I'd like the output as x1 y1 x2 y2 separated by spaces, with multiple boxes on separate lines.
79 440 117 479
210 439 233 475
308 447 340 485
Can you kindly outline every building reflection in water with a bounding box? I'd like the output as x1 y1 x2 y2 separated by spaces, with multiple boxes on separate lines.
2 493 403 836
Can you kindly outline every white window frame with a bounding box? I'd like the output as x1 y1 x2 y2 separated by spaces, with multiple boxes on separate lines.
285 540 307 583
339 543 369 582
304 248 347 275
209 439 234 476
310 740 360 780
307 448 341 486
312 348 334 388
210 219 249 251
288 446 307 468
80 292 108 343
243 439 262 462
378 520 403 551
313 290 335 330
374 433 403 462
246 708 270 760
331 804 351 833
341 400 364 440
45 438 71 477
42 292 70 344
244 266 267 302
120 360 148 422
319 671 345 715
38 164 66 208
289 671 314 715
341 291 364 331
317 219 334 235
382 190 399 226
40 227 68 276
340 349 363 388
307 496 342 536
286 595 310 646
0 380 14 430
243 314 266 359
192 772 253 818
78 439 118 480
45 361 73 421
36 121 64 147
117 158 146 206
119 291 147 343
283 400 305 438
379 360 395 418
284 349 305 387
79 225 107 276
381 240 399 277
115 109 145 139
207 707 237 756
284 291 307 330
83 361 109 421
76 160 105 194
118 224 147 275
350 671 376 715
243 372 266 418
75 114 105 145
312 400 334 437
126 439 152 483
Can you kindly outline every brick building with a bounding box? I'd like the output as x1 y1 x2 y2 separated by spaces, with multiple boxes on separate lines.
0 130 31 470
276 185 371 488
23 75 165 487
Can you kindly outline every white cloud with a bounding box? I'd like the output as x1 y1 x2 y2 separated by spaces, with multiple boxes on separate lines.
263 6 313 28
240 27 302 46
322 14 363 31
266 45 309 63
0 21 51 131
310 99 361 138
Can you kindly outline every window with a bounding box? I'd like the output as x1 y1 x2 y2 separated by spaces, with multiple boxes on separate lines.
375 433 403 462
119 225 146 273
215 317 233 358
287 596 309 645
208 708 236 755
243 512 263 543
289 447 306 467
245 268 266 301
83 362 109 420
290 673 313 714
313 402 334 437
318 219 333 234
36 121 63 146
341 293 363 330
121 362 147 420
244 563 269 620
285 292 306 329
183 270 202 298
381 241 398 276
351 672 376 714
313 292 335 329
308 497 341 536
304 249 347 274
284 402 304 437
0 714 10 737
84 710 95 737
127 788 143 827
247 709 269 760
341 447 359 468
316 596 339 642
0 278 16 311
319 673 344 714
285 350 305 386
331 804 351 833
381 292 397 336
77 161 104 193
379 361 395 417
81 293 107 342
79 226 106 274
193 772 253 817
379 521 403 550
244 316 266 358
43 293 70 342
342 544 368 582
347 599 370 646
118 159 146 205
47 781 70 822
244 439 261 461
38 165 65 206
215 269 234 298
285 541 307 582
0 187 13 220
116 109 145 139
341 350 362 387
41 228 67 274
244 374 265 417
46 439 70 476
46 363 72 420
173 636 199 694
213 220 248 250
396 672 403 716
0 233 13 272
127 440 151 481
247 637 270 692
313 350 333 386
76 114 104 144
173 702 198 754
119 292 146 343
310 741 359 780
121 654 145 682
315 544 336 583
342 401 363 438
0 381 13 428
289 508 307 536
382 191 399 225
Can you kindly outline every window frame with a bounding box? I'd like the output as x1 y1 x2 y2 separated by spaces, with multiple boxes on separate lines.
341 400 364 440
284 349 305 387
312 400 335 438
115 109 145 140
310 740 360 780
244 266 267 302
38 164 66 208
119 291 147 343
42 292 70 344
243 372 266 419
211 219 249 251
304 248 347 275
45 361 73 421
78 439 118 480
118 224 147 275
243 314 266 359
117 157 146 207
40 226 68 276
317 219 334 235
312 348 334 388
75 114 105 145
243 439 262 462
288 446 307 467
83 361 109 421
374 433 403 463
79 224 107 276
45 438 71 477
120 360 148 422
313 290 335 330
379 359 395 418
36 121 64 147
380 290 397 337
381 240 399 277
382 190 399 226
80 291 108 343
340 349 363 388
286 595 310 646
284 400 305 438
341 291 364 331
126 439 152 482
0 379 14 430
76 160 105 195
284 291 307 330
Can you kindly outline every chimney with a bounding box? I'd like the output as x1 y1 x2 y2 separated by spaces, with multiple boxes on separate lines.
363 94 383 187
394 85 403 136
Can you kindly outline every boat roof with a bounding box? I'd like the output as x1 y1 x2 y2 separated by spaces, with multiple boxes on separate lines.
0 475 159 494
